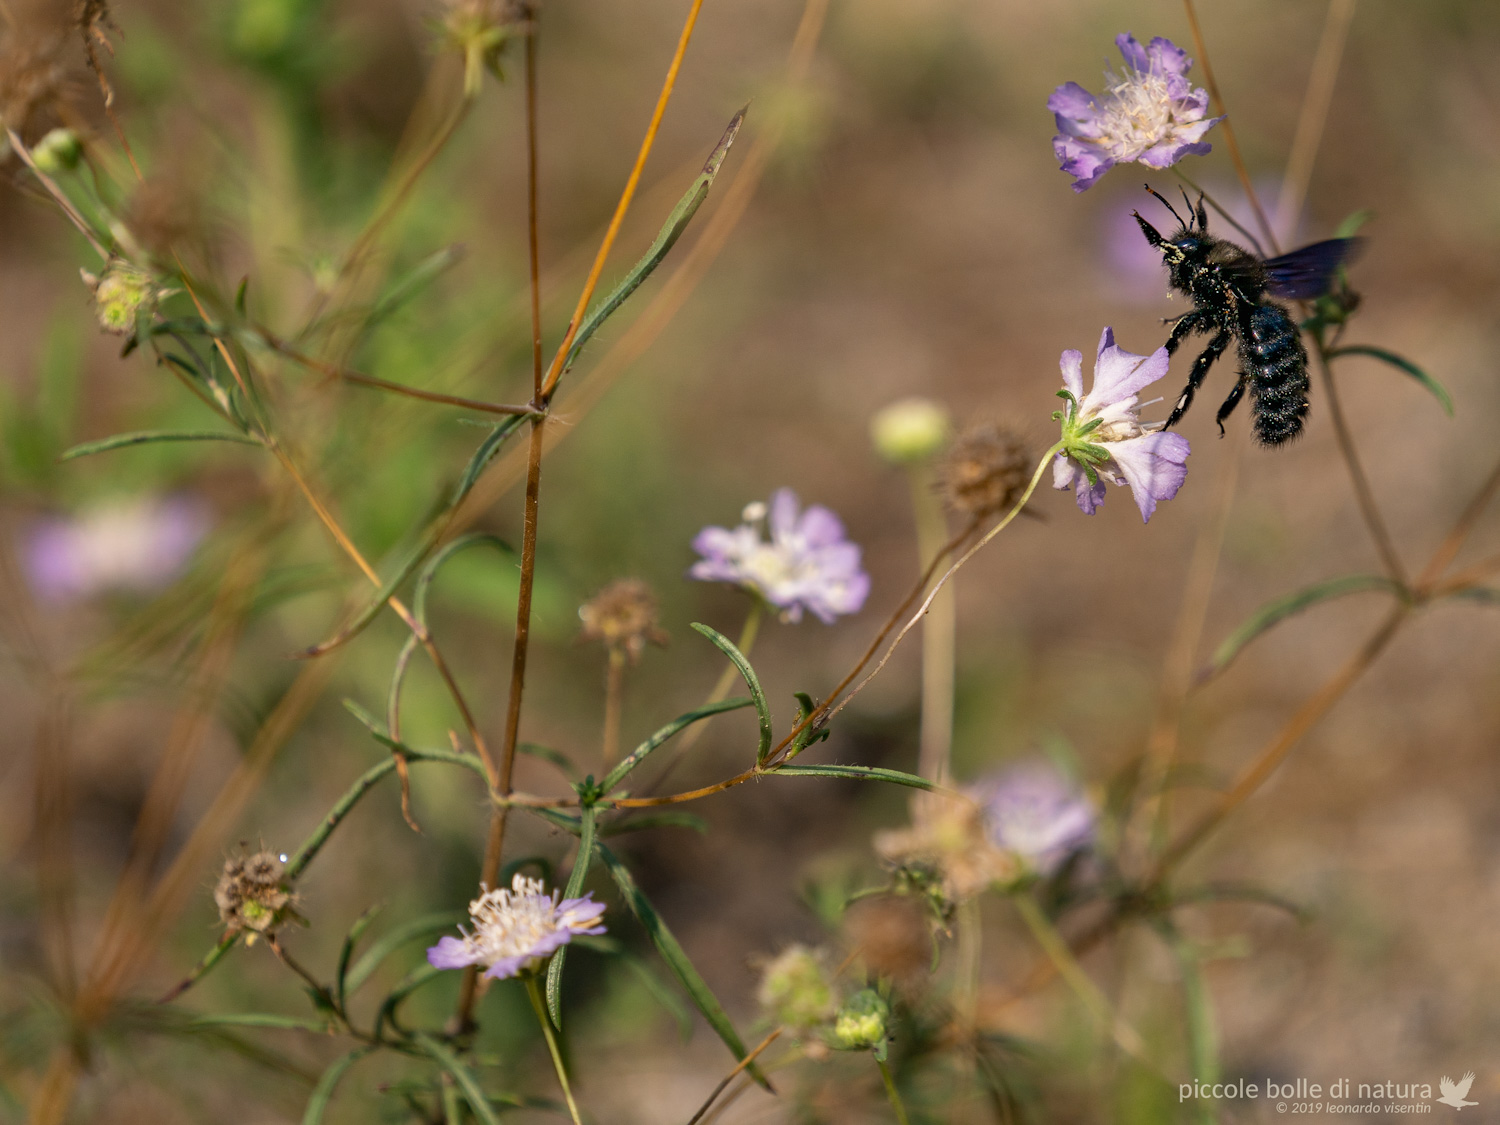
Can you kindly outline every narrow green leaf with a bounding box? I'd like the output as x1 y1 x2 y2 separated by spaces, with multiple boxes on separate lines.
1326 345 1454 417
1204 574 1404 680
787 691 830 759
368 244 466 323
561 110 745 378
303 415 526 657
189 1013 331 1032
519 742 578 781
234 276 249 315
599 811 708 837
602 695 754 793
373 963 445 1041
344 910 468 996
690 622 772 765
545 806 596 1027
770 763 940 791
596 842 767 1087
412 1033 502 1125
412 531 514 627
61 429 261 460
335 904 383 1012
1444 586 1500 606
302 1046 374 1125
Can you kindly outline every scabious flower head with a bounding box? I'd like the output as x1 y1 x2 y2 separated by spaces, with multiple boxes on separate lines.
689 489 870 624
214 850 293 940
1049 33 1223 192
578 578 668 663
25 495 210 603
870 397 951 465
757 944 838 1032
427 874 605 981
1052 327 1189 523
971 762 1095 879
937 423 1031 520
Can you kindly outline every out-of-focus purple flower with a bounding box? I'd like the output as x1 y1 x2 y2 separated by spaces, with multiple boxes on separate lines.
24 495 210 603
689 489 870 624
1052 327 1190 523
1049 33 1223 193
971 762 1095 878
427 874 606 981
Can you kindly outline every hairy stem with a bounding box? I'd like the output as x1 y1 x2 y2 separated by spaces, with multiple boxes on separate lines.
525 975 583 1125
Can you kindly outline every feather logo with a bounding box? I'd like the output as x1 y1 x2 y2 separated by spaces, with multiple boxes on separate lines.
1437 1072 1478 1110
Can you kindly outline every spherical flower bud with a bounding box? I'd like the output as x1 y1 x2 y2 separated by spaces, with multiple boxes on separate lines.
757 944 837 1032
86 262 156 335
831 989 890 1052
937 423 1031 519
32 128 82 175
578 578 668 663
214 850 293 940
870 397 950 465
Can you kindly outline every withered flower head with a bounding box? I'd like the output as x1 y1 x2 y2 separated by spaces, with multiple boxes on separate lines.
0 20 72 146
873 794 1019 904
214 849 293 940
439 0 529 93
578 578 668 663
937 423 1032 520
841 895 932 987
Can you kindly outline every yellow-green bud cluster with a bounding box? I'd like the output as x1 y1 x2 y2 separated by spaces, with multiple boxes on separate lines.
870 397 950 465
831 988 890 1052
87 263 156 335
32 128 82 175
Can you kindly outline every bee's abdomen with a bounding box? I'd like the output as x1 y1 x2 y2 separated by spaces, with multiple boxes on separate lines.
1243 304 1310 445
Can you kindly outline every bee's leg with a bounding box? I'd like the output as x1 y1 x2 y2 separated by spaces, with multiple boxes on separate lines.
1163 309 1208 356
1214 374 1249 436
1165 329 1232 429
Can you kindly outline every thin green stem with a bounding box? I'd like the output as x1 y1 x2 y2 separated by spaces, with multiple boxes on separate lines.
908 463 954 786
525 974 583 1125
1013 892 1161 1078
602 648 626 772
876 1057 911 1125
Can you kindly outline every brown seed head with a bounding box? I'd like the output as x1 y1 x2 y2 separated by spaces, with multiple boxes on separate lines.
578 578 668 663
842 895 933 988
937 423 1031 519
213 849 293 937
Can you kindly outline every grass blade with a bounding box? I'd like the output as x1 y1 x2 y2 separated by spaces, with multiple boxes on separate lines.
602 696 753 793
413 1033 502 1125
303 1046 375 1125
61 429 261 460
1326 345 1454 416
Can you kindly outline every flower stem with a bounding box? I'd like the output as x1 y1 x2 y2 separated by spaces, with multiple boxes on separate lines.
908 463 955 787
1013 891 1158 1076
876 1057 911 1125
526 974 583 1125
602 647 626 771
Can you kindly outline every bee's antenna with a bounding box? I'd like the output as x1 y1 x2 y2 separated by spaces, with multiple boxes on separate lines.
1193 193 1208 232
1143 184 1186 228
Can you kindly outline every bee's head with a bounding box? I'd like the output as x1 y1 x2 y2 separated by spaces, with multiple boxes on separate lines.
1139 184 1208 261
1168 235 1202 262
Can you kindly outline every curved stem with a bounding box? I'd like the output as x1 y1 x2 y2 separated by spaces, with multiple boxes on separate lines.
876 1057 911 1125
525 975 583 1125
909 463 955 787
602 648 626 771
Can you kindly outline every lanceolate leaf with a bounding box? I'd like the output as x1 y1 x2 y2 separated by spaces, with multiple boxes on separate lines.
596 842 768 1088
1326 345 1454 417
189 1013 332 1032
412 532 515 626
545 805 597 1027
61 429 261 460
335 904 383 1012
771 763 940 791
1204 574 1404 681
602 696 753 793
561 110 745 378
413 1033 502 1125
689 623 772 765
302 1046 375 1125
343 910 468 995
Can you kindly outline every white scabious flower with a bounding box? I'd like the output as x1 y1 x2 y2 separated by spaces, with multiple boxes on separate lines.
427 875 606 980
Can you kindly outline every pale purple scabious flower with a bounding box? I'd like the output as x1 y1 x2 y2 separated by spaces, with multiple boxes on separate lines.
1049 33 1223 193
1052 327 1190 523
427 874 606 980
689 489 870 624
972 762 1095 878
24 495 210 603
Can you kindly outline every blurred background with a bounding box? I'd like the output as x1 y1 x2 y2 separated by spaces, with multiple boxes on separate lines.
2 0 1499 1120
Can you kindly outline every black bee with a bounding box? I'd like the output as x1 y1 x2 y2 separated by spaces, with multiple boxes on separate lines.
1133 187 1361 445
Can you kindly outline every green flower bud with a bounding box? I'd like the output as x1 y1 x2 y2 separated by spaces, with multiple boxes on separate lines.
757 945 837 1031
831 988 889 1052
32 129 82 175
89 263 156 335
871 397 950 465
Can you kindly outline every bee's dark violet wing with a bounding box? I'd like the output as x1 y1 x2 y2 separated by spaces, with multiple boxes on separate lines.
1263 237 1365 299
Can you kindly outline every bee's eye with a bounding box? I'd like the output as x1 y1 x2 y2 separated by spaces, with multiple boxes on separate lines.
1175 238 1198 254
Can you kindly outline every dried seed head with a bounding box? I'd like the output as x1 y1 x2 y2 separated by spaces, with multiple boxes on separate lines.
0 22 72 145
578 578 667 663
214 849 292 938
937 423 1031 519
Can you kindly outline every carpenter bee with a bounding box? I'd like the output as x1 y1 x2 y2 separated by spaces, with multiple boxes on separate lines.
1133 187 1362 445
